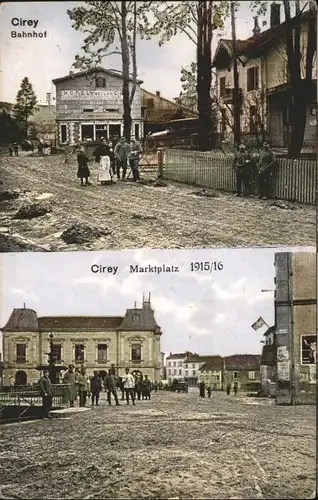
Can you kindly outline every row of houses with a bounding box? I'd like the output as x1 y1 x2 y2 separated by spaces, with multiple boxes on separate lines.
212 2 317 150
1 80 196 146
165 352 261 391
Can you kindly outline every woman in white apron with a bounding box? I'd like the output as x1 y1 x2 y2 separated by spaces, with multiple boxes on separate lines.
93 138 113 185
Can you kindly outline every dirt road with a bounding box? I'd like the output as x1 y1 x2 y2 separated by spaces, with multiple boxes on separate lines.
0 390 316 499
0 155 315 252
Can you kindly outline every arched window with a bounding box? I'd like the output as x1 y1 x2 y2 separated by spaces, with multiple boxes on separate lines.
15 370 27 386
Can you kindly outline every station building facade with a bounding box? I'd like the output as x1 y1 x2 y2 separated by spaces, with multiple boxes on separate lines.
52 68 144 146
1 295 162 385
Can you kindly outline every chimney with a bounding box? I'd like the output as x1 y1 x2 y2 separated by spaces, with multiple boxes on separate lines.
252 16 261 36
156 91 160 97
270 2 281 28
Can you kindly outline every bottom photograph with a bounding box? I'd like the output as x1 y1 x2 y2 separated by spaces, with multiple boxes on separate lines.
0 246 316 500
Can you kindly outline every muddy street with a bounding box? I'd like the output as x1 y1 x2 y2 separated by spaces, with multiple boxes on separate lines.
0 156 315 251
0 390 316 500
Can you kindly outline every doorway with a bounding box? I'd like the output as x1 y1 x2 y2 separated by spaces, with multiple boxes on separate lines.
15 370 27 386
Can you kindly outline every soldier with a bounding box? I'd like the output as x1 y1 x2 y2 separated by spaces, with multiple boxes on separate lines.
258 142 277 199
233 381 238 396
63 364 77 408
207 386 212 398
39 369 53 419
233 143 252 197
128 138 142 182
226 383 231 396
114 137 130 180
105 369 120 406
141 375 152 400
134 375 142 401
78 366 90 407
90 371 102 406
199 380 205 398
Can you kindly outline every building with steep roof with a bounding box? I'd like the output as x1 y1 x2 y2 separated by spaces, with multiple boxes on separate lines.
1 295 162 386
212 4 317 150
223 354 261 391
198 356 224 390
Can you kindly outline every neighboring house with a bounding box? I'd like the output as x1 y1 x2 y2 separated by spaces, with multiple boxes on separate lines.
29 105 56 142
141 89 198 135
260 326 277 397
212 3 317 149
166 352 187 384
275 252 316 405
223 354 261 391
198 356 224 390
1 295 162 385
52 67 144 145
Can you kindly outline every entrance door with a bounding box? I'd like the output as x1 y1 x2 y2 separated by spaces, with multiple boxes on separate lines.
15 370 27 386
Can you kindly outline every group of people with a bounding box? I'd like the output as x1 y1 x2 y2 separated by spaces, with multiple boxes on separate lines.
39 364 154 419
76 136 142 187
233 141 277 199
198 381 239 399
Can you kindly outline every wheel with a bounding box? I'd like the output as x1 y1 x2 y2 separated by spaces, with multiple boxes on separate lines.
145 137 157 152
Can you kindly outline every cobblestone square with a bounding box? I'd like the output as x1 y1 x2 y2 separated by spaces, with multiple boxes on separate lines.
0 391 316 499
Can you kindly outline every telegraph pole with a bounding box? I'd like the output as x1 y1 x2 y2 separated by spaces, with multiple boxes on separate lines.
231 1 241 146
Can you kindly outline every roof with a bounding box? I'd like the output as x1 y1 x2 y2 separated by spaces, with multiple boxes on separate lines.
166 353 186 360
52 67 143 85
212 10 313 68
2 308 39 332
38 316 123 331
199 356 224 372
141 88 198 118
119 300 161 332
224 354 261 370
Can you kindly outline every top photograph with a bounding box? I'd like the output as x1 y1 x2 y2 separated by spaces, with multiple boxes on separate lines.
0 0 316 253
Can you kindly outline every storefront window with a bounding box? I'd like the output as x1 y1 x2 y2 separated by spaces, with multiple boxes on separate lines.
81 124 94 141
109 124 121 139
95 124 107 140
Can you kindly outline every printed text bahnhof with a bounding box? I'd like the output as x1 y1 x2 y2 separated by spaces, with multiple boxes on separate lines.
11 18 47 38
91 265 180 275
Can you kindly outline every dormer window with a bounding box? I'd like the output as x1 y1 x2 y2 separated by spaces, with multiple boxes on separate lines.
96 77 106 88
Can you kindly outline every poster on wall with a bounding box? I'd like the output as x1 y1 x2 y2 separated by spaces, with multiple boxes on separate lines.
301 335 317 364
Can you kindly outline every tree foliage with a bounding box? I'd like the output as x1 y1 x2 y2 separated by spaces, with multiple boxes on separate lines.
175 62 198 111
13 77 38 137
0 110 25 144
68 1 154 140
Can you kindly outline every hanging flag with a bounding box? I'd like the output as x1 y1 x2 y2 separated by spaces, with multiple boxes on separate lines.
251 317 267 331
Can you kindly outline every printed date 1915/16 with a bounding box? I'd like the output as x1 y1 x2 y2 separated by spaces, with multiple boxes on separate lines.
190 261 224 272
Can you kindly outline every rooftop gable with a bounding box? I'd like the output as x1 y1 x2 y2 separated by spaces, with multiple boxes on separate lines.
224 354 261 370
52 67 143 85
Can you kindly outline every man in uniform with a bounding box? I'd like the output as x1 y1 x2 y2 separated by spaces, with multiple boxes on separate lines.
128 137 142 182
233 143 252 197
104 369 120 406
63 364 77 407
141 375 152 400
122 368 136 405
39 369 53 419
258 142 276 199
114 137 130 180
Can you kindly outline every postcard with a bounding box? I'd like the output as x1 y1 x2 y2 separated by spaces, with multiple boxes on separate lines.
0 1 316 252
0 246 316 499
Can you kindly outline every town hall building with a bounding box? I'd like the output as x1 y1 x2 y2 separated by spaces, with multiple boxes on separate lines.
1 295 162 385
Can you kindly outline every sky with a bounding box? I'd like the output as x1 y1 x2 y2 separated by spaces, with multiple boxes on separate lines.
0 246 314 358
0 0 278 104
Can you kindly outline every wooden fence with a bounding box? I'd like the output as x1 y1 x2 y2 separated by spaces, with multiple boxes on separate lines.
162 149 317 205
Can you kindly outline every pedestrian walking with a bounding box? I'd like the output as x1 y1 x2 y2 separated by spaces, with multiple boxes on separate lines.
93 138 113 185
257 142 276 199
141 375 152 400
114 137 130 180
207 386 212 398
63 365 77 408
90 371 102 406
105 369 120 406
233 381 238 396
39 369 53 419
199 381 205 398
122 368 136 405
77 146 91 186
128 138 142 182
78 367 89 407
233 143 251 197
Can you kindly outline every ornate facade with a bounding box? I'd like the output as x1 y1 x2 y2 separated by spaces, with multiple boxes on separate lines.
1 295 162 385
